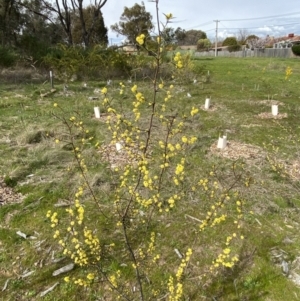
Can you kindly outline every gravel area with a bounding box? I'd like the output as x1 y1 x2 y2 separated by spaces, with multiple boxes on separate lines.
0 178 24 206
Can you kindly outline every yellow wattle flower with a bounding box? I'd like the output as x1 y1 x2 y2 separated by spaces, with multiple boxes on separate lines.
136 34 145 45
165 13 173 20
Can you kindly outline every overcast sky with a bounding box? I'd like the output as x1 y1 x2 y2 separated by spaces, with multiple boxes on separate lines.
101 0 300 45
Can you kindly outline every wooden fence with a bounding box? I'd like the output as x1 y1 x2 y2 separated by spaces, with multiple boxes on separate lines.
194 48 298 58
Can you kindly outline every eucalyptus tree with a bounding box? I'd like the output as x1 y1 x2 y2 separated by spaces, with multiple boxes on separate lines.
111 2 154 47
18 0 108 47
0 0 24 46
71 5 108 46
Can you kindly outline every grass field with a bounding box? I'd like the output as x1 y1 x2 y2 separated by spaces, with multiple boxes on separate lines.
1 56 300 300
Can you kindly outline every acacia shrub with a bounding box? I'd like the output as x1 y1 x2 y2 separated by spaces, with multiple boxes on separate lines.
43 45 132 80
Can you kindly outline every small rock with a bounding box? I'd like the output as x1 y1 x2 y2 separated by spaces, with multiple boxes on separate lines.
283 237 294 244
16 231 27 239
282 260 289 275
21 270 35 278
174 248 183 259
52 263 75 276
40 282 59 297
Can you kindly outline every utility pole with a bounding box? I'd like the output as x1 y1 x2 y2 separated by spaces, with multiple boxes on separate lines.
213 20 219 57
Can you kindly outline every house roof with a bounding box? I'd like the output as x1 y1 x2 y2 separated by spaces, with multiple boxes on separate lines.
273 35 300 44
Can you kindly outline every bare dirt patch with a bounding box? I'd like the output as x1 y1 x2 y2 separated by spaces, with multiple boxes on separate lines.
209 140 266 163
98 143 141 168
258 100 285 106
241 124 263 128
200 104 217 112
93 113 117 123
0 178 24 206
270 158 300 181
257 112 288 119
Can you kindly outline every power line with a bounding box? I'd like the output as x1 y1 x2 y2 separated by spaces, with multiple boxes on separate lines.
220 11 300 22
186 21 212 30
218 22 300 30
186 11 300 30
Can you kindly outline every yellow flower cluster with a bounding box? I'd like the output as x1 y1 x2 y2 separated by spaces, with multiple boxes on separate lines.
131 84 145 121
68 273 95 287
136 34 145 45
46 211 58 228
74 278 87 286
234 199 244 229
47 188 101 273
61 223 101 267
175 161 184 175
75 199 84 225
101 87 107 94
168 248 192 301
108 270 121 290
195 171 246 273
285 66 292 80
181 135 197 144
212 247 239 269
190 106 199 117
173 158 185 186
165 13 173 20
174 52 183 69
119 82 125 95
164 90 172 102
167 194 180 209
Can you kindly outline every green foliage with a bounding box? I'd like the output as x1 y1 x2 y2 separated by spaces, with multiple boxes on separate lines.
175 28 207 46
0 46 17 67
161 27 176 46
291 44 300 56
4 175 17 187
183 29 207 45
72 6 108 46
197 38 212 51
43 44 131 80
111 2 154 46
43 44 86 80
228 44 242 52
88 46 131 78
0 0 24 47
246 34 259 41
222 36 238 46
18 34 51 63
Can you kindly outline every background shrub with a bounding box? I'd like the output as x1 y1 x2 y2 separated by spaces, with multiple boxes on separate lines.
43 45 132 80
222 37 238 46
228 44 242 52
197 38 212 51
0 47 17 67
291 44 300 56
18 35 50 64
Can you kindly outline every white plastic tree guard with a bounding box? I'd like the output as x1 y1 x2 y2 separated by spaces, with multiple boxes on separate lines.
94 107 100 118
116 142 122 151
205 98 210 109
272 104 278 116
217 135 227 149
